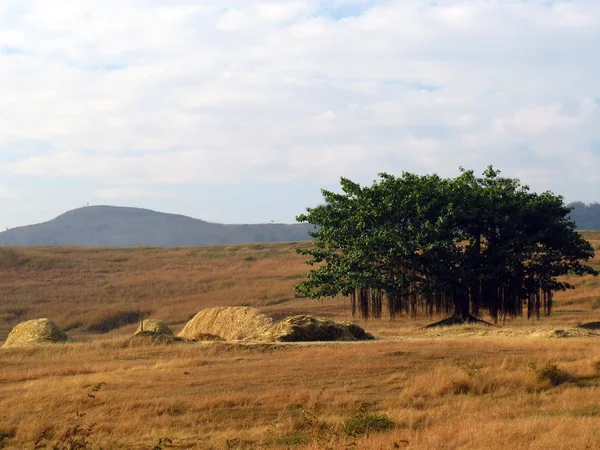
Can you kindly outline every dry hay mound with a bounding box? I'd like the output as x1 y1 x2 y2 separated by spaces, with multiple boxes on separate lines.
128 330 189 346
179 307 375 343
178 307 274 341
530 327 600 338
261 315 375 342
193 333 226 342
2 318 68 349
135 319 173 336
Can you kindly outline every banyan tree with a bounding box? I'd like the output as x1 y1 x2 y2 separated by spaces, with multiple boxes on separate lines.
296 167 597 325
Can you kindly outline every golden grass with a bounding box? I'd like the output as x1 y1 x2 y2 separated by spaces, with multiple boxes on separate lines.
0 232 598 448
0 338 599 449
0 243 313 341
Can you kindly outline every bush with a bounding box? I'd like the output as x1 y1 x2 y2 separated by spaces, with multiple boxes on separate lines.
537 364 571 386
0 432 14 449
342 413 394 436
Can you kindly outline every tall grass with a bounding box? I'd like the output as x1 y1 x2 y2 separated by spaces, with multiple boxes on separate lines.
0 338 599 448
0 234 598 448
1 234 598 341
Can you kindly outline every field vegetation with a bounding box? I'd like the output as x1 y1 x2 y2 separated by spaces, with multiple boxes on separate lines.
0 231 599 449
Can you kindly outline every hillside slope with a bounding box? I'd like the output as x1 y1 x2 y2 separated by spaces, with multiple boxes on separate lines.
0 206 313 246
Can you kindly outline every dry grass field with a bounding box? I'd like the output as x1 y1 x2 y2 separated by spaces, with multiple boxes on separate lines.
1 232 599 449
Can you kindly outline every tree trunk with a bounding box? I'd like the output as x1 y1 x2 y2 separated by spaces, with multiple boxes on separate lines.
453 289 471 318
424 288 495 328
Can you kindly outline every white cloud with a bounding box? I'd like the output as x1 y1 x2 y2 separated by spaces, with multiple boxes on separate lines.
0 0 599 223
257 2 307 23
507 104 580 134
92 187 175 199
216 9 247 31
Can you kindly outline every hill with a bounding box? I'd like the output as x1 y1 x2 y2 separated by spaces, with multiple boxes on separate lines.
569 202 600 230
0 206 313 247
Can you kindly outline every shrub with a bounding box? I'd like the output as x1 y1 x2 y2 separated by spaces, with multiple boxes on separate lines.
0 432 14 449
342 412 394 437
537 364 571 386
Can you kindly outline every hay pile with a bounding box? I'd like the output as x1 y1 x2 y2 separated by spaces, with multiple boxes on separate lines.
2 319 68 349
128 331 189 346
179 307 374 343
262 315 375 342
135 319 173 336
179 307 274 341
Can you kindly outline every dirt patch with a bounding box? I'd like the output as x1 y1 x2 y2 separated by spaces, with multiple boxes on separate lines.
415 325 600 339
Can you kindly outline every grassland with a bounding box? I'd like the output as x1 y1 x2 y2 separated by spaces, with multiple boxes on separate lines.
0 232 599 449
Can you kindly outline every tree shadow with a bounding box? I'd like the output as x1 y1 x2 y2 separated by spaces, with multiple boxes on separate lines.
579 321 600 330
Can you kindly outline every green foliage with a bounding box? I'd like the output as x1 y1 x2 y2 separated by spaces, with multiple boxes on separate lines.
284 389 396 448
296 166 598 321
342 413 394 437
461 362 485 378
0 432 13 449
270 432 309 446
152 437 174 450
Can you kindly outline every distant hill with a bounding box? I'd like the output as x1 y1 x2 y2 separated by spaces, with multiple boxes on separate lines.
0 206 314 247
568 202 600 230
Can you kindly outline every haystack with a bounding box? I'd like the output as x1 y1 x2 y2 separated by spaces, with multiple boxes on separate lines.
2 319 68 349
261 315 375 342
135 319 173 336
128 330 189 346
179 307 274 341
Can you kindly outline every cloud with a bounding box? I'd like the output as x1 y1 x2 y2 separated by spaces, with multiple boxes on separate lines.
216 9 247 31
0 0 599 225
91 187 175 199
257 2 308 22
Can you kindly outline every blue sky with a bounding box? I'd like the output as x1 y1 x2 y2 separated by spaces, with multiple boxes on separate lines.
1 0 599 229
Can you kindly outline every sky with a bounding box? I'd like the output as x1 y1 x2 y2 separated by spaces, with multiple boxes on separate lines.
0 0 599 229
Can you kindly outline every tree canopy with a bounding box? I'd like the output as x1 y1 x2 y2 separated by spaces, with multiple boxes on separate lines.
296 167 598 324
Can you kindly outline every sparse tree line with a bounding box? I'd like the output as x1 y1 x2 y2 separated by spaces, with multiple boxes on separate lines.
568 201 600 230
296 167 598 325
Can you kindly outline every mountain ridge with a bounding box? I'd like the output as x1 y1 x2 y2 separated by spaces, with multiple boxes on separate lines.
0 205 313 247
